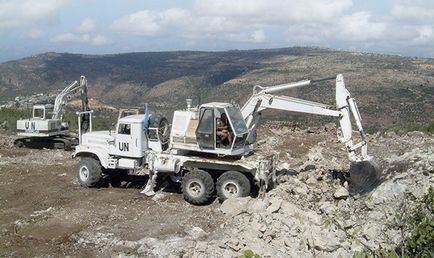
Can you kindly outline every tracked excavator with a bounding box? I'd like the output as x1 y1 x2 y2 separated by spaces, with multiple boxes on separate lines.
15 75 90 150
73 74 380 204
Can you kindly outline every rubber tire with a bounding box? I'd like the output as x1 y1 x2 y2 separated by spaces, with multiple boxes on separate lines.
181 170 214 205
14 140 24 148
108 169 128 187
150 115 170 151
77 158 103 187
216 171 251 201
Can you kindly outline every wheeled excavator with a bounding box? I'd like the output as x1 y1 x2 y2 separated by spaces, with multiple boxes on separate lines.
73 74 380 204
15 75 90 150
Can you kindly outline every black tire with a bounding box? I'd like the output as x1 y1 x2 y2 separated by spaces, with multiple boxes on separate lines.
107 169 128 187
77 158 103 187
216 171 251 201
149 114 170 150
181 170 214 205
14 140 24 148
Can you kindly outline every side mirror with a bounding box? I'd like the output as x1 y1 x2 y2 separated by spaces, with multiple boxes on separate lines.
109 123 116 135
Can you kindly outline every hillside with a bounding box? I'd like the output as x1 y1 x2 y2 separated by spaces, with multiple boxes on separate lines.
1 47 433 132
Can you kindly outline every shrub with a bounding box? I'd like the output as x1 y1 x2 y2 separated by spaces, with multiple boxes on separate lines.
0 107 31 132
240 249 260 258
403 187 434 258
353 187 434 258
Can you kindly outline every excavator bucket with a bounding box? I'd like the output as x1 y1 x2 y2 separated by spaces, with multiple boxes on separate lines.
349 159 382 194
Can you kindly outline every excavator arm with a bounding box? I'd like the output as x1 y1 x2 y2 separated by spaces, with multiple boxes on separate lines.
241 74 368 161
52 75 89 120
241 74 379 192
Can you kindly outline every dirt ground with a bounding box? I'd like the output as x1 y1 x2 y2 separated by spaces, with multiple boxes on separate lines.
0 146 224 257
0 126 338 257
2 126 431 257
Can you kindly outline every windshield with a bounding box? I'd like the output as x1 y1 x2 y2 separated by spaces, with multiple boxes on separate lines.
226 106 248 135
33 108 45 119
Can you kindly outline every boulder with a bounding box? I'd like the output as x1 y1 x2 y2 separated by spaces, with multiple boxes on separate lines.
266 198 283 214
225 239 242 251
319 201 335 215
310 233 343 252
301 164 316 172
247 199 267 214
333 186 349 199
220 197 251 216
294 186 308 196
186 226 208 240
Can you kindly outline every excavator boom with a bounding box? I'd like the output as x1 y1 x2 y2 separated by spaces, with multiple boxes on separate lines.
241 74 380 192
52 75 89 120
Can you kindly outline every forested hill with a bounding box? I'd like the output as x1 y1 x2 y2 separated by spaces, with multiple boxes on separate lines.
1 47 433 132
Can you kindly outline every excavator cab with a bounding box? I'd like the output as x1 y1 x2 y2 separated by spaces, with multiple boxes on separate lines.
32 105 48 119
196 103 249 153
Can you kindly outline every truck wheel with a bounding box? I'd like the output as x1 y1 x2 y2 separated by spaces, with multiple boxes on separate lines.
14 140 24 148
150 115 170 151
181 170 214 205
216 171 251 201
77 158 103 187
107 169 128 187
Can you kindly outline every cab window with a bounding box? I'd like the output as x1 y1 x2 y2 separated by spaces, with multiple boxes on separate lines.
197 109 214 134
118 123 131 135
33 108 44 119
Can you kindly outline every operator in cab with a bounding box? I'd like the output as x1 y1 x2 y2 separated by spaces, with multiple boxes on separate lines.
216 113 232 146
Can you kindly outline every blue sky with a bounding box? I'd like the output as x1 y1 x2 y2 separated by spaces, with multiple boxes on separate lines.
0 0 433 62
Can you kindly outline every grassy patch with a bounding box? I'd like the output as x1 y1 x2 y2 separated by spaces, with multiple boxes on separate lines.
0 107 31 131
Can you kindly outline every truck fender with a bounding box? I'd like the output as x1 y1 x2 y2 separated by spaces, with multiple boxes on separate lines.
73 148 110 168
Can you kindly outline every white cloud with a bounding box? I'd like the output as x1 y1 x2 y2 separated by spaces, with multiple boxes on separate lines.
285 11 395 46
193 0 353 23
110 8 190 37
337 12 387 42
51 33 86 43
50 17 110 46
0 0 69 29
37 0 434 57
285 23 330 43
51 33 111 46
109 0 354 43
91 35 112 46
76 18 97 33
409 26 434 46
392 5 434 23
226 30 266 43
110 8 242 40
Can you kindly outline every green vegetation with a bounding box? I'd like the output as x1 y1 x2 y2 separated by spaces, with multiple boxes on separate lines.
353 187 434 258
353 249 398 258
1 49 433 132
389 121 434 135
63 112 115 131
0 107 31 132
240 249 260 258
403 187 434 258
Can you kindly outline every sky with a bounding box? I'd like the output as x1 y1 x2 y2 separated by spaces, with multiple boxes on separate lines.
1 0 434 62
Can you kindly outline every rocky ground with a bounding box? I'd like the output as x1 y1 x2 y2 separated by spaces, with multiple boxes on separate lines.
0 126 433 257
